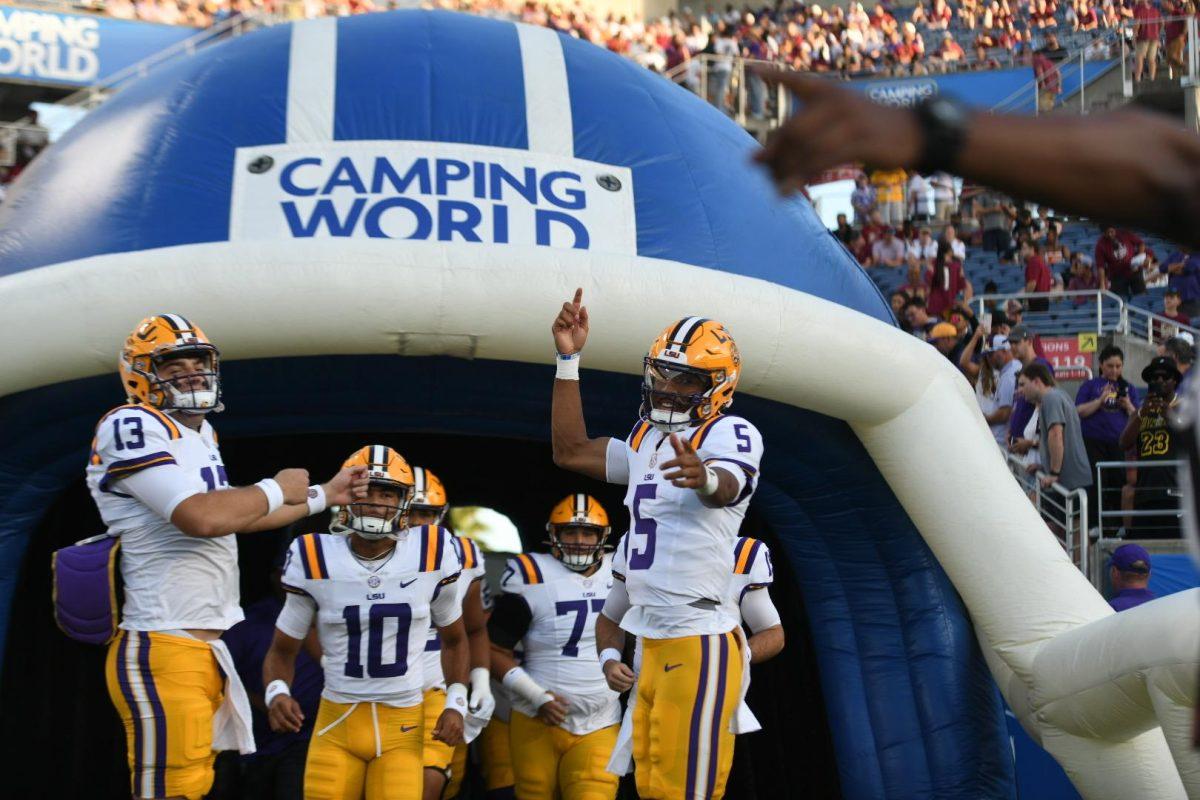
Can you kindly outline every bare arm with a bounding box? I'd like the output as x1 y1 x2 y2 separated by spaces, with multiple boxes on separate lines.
752 69 1200 248
241 465 369 533
432 617 469 745
172 469 309 539
1046 423 1065 474
1119 407 1143 451
985 405 1013 425
596 601 636 693
1076 395 1107 419
660 434 742 508
263 629 306 733
748 625 786 665
551 288 611 481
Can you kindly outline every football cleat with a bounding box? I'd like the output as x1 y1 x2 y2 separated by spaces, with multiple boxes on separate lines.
333 445 415 539
544 493 611 571
119 314 222 413
640 317 740 433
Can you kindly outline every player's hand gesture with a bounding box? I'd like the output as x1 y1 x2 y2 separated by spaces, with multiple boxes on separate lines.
321 465 369 507
267 694 305 733
552 288 590 356
749 65 921 194
661 434 705 489
536 693 570 726
602 660 636 693
274 468 311 505
433 708 464 746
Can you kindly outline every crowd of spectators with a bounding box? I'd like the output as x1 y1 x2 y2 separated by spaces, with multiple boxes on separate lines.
48 0 1198 91
0 112 49 205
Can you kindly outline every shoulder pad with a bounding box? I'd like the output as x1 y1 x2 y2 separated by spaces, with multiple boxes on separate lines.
507 553 545 586
733 537 763 576
626 419 654 452
294 533 332 580
416 525 453 572
96 404 182 441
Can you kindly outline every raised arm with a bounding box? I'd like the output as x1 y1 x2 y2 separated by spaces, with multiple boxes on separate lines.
240 465 369 533
551 288 614 481
751 68 1200 248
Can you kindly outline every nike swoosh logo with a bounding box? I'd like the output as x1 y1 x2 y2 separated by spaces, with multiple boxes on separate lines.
400 578 418 588
401 725 418 733
664 663 684 672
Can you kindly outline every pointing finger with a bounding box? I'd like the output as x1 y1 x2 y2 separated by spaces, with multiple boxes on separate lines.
669 433 685 455
572 287 583 306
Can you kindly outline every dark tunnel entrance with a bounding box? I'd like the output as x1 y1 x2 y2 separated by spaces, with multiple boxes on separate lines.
0 426 840 799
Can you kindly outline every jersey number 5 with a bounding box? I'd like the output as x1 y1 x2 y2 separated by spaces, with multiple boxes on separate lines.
556 599 606 657
629 483 657 570
343 603 412 678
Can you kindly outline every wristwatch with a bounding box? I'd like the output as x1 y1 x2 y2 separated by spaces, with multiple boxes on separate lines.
913 96 971 174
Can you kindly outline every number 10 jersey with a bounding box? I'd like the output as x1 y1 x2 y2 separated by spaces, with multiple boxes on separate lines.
280 526 463 708
605 415 764 639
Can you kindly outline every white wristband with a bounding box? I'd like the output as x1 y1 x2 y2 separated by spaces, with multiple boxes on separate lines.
256 479 285 514
306 484 327 516
444 682 469 715
502 666 554 708
556 351 580 381
697 466 720 496
599 648 623 669
264 679 290 708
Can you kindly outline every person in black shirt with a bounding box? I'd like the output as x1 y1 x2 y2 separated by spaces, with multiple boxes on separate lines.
1119 356 1183 538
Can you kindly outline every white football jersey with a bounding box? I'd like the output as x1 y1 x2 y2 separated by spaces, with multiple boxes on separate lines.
605 414 764 638
86 404 242 632
620 534 776 673
420 536 487 691
500 552 620 735
281 526 463 707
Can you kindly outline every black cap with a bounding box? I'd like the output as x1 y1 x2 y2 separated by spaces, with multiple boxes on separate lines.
1142 356 1182 383
1007 324 1032 343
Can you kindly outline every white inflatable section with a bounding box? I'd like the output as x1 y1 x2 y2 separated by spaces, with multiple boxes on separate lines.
1 239 1196 799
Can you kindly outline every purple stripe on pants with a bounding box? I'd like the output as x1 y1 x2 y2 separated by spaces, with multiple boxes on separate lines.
116 633 145 796
138 632 168 798
685 635 710 800
705 633 731 799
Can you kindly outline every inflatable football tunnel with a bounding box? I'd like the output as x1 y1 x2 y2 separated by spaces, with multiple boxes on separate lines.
0 11 1195 799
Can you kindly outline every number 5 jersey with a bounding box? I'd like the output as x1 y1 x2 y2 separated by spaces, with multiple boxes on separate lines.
277 526 463 707
603 414 764 639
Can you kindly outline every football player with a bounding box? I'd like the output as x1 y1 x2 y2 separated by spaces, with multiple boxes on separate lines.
408 467 494 800
487 494 621 800
605 534 785 777
263 445 469 800
88 314 366 800
549 291 765 800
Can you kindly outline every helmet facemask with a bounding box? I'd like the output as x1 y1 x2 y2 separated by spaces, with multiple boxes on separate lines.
344 481 413 541
639 358 717 433
407 504 448 527
545 524 610 572
148 346 222 413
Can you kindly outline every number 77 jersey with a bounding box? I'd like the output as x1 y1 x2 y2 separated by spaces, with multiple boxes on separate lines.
606 414 764 638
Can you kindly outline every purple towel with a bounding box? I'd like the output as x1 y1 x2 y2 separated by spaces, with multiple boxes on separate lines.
52 535 121 645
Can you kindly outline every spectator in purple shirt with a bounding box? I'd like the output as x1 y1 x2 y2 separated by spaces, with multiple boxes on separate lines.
222 540 324 798
1007 325 1054 445
1075 345 1139 534
1162 249 1200 317
1108 543 1156 611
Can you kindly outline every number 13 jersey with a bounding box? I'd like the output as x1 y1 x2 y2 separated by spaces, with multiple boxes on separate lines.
605 415 764 639
280 525 463 708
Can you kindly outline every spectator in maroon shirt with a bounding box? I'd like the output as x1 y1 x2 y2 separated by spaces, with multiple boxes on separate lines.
1164 0 1192 78
899 262 930 301
1022 240 1053 311
862 210 888 248
849 230 874 266
1155 287 1193 340
1095 226 1151 297
1033 47 1062 112
1132 0 1162 81
926 246 970 317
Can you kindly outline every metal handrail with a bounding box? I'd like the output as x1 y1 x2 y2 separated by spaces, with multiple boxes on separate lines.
1007 451 1089 574
971 289 1127 336
1092 458 1184 584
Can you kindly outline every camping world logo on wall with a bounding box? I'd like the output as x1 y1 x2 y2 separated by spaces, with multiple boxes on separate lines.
866 79 939 108
230 141 637 255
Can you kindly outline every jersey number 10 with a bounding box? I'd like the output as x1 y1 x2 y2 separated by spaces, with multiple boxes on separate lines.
343 603 412 678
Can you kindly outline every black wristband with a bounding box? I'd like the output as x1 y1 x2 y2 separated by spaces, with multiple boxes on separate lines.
913 97 971 174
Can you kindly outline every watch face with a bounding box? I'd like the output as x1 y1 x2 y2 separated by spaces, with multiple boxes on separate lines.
928 98 967 126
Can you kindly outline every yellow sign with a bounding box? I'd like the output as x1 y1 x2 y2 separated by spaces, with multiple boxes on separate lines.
1078 333 1098 353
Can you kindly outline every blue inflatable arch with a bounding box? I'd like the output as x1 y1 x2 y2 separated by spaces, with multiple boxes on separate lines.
0 11 1017 797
